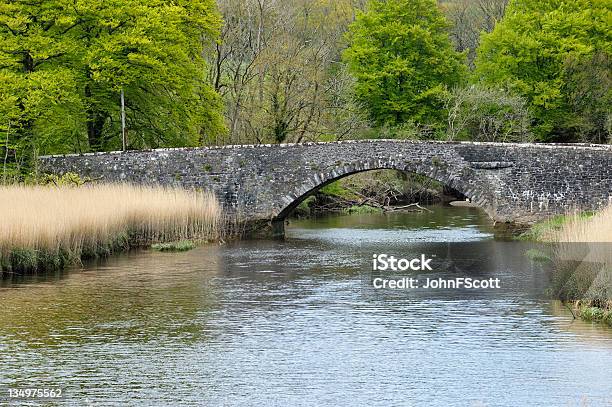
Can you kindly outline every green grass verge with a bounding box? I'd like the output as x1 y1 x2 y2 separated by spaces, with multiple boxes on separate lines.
1 234 130 274
517 212 595 241
151 240 197 252
2 236 199 274
319 182 359 201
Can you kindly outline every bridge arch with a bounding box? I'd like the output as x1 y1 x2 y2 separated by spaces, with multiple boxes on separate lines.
272 158 489 221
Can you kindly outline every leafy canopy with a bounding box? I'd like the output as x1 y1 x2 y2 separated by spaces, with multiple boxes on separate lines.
474 0 612 141
343 0 467 128
0 0 225 162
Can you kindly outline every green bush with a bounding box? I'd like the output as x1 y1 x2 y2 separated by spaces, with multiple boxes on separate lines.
343 205 383 215
579 305 612 327
38 172 87 187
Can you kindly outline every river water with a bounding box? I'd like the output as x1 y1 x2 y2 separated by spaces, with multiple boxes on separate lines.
1 206 611 406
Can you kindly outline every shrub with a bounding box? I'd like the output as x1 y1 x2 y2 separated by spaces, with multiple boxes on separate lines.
343 205 383 215
151 241 197 252
444 85 532 142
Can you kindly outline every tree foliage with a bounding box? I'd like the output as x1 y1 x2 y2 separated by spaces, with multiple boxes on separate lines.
443 84 532 142
440 0 508 66
0 0 224 167
208 0 370 145
2 0 611 164
562 51 611 143
474 0 612 142
343 0 467 128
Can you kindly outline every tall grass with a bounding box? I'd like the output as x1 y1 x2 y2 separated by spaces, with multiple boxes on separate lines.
546 204 612 325
0 184 221 273
555 204 612 243
552 205 612 268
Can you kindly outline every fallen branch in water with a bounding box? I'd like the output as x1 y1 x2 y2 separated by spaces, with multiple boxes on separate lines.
383 203 433 213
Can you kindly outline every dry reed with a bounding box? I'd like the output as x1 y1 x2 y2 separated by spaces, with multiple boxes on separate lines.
548 205 612 321
552 204 612 264
556 204 612 243
0 184 221 272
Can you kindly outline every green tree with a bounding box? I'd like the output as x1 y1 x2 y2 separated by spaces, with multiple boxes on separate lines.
474 0 611 142
343 0 467 128
0 0 85 170
0 0 224 168
562 51 611 143
77 0 225 150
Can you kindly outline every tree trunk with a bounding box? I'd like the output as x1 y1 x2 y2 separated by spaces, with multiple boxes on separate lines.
85 85 107 151
86 113 106 152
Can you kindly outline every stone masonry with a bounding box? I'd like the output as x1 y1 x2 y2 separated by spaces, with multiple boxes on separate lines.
39 140 612 234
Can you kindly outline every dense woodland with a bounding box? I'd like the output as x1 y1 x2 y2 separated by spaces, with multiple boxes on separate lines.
1 0 610 178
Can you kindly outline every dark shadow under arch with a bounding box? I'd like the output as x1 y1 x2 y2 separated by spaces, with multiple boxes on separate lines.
273 164 483 221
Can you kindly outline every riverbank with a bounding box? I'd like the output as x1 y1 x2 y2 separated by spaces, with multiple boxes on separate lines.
293 170 460 217
2 207 611 405
522 205 612 326
0 184 222 275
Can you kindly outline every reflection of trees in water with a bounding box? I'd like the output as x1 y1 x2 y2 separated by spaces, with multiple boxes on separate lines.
0 246 223 347
292 205 492 231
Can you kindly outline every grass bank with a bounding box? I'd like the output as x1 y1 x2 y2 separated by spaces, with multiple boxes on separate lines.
517 212 596 242
0 184 222 274
526 205 612 326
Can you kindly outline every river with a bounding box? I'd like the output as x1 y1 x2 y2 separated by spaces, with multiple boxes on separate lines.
1 206 611 406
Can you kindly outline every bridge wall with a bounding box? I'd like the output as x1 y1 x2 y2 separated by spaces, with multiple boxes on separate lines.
39 140 612 226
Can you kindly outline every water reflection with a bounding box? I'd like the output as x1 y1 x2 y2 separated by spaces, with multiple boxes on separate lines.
0 206 611 406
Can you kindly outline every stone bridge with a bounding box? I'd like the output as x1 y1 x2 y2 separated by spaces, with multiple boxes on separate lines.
40 140 612 236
